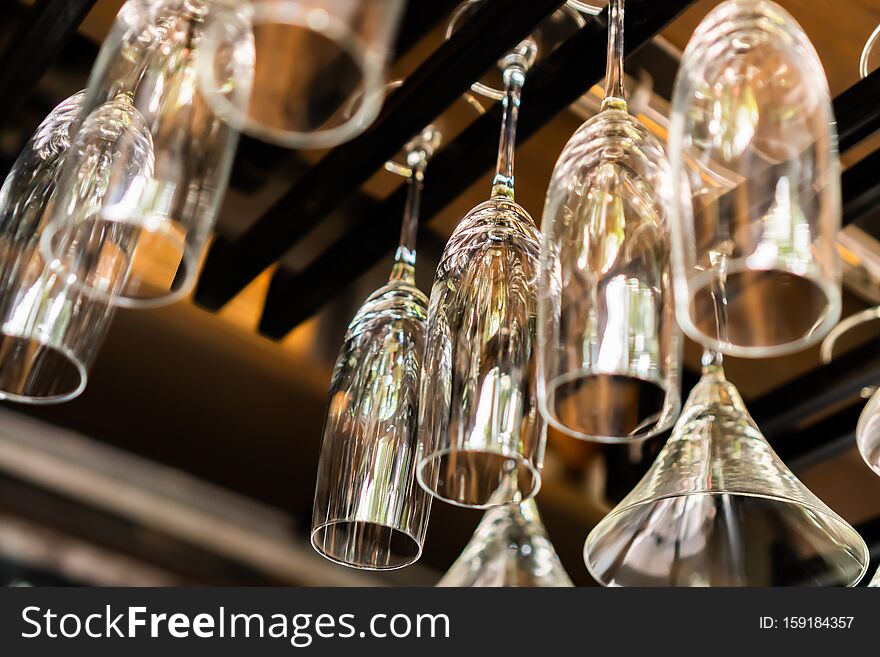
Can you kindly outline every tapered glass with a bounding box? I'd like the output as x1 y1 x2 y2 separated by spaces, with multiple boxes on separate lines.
437 497 573 587
311 130 436 570
197 0 404 149
417 37 544 508
0 93 123 403
41 0 239 308
668 0 841 358
584 351 869 587
538 0 680 444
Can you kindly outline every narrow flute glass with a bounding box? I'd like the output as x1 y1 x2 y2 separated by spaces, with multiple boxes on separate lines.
668 0 841 358
584 350 869 587
310 131 437 570
538 0 681 443
41 0 239 308
417 43 544 509
0 92 120 403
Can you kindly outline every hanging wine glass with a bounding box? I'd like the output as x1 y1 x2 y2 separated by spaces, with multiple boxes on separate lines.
437 497 573 587
860 23 880 78
311 132 434 571
869 565 880 587
196 0 404 149
855 386 880 478
538 0 681 444
311 87 485 570
583 349 869 587
0 92 146 403
668 0 841 358
417 4 584 510
41 0 239 308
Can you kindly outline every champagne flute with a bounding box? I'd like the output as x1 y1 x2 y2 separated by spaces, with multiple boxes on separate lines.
538 0 681 444
41 0 239 308
311 85 486 569
417 20 552 509
311 126 435 570
0 92 117 404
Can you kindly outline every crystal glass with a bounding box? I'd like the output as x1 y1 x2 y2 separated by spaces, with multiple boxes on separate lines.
311 126 439 570
0 93 121 404
41 0 239 308
538 0 680 444
668 0 841 358
869 565 880 587
197 0 404 149
417 34 545 508
584 350 869 587
437 497 573 587
856 386 880 478
860 23 880 78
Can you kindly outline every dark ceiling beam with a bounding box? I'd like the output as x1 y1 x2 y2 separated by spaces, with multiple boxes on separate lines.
194 0 570 311
227 0 461 195
835 68 880 152
0 0 98 130
258 0 699 338
750 339 880 441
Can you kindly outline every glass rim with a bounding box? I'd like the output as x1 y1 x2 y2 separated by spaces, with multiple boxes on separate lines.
539 371 681 444
39 213 199 310
856 386 880 476
309 519 424 571
584 489 870 587
674 268 842 359
416 447 542 510
196 0 388 149
0 335 87 405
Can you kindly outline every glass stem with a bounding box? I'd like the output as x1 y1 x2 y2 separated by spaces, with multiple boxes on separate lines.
491 55 526 200
602 0 627 111
701 349 725 375
390 148 429 283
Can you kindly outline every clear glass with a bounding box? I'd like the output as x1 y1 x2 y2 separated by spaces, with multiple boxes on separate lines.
437 497 573 587
417 39 544 509
584 351 869 587
860 23 880 78
856 386 880 478
0 92 120 404
197 0 404 149
41 0 239 308
668 0 841 358
310 131 436 570
869 565 880 587
538 0 681 444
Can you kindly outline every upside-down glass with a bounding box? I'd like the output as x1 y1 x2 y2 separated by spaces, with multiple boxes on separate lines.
416 35 544 508
584 350 869 587
0 93 142 403
437 497 573 587
538 0 680 444
41 0 239 308
197 0 404 149
668 0 841 358
310 124 439 570
856 386 880 478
